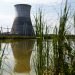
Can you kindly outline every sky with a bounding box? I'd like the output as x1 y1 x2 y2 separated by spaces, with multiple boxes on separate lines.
0 0 75 33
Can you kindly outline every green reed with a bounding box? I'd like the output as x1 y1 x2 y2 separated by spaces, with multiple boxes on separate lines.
33 9 51 75
34 9 45 75
33 0 75 75
0 42 7 75
53 0 75 75
71 12 75 75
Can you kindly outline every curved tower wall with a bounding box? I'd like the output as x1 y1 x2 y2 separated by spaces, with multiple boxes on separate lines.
15 4 31 18
11 4 34 36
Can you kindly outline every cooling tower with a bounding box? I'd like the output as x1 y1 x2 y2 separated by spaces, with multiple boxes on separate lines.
11 4 34 36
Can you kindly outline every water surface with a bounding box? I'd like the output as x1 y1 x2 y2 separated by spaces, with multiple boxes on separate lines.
0 39 35 75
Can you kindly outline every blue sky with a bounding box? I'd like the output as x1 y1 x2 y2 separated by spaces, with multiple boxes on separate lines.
0 0 75 30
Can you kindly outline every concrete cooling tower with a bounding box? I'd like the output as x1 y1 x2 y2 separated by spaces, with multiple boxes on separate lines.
11 4 34 36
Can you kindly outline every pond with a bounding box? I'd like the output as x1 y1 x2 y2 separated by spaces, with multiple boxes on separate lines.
0 39 75 75
0 39 36 75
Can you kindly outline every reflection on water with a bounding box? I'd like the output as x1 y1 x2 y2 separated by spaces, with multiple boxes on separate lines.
0 39 35 75
11 40 34 73
0 39 75 75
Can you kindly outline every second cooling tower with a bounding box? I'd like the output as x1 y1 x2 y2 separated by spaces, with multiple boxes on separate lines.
11 4 34 36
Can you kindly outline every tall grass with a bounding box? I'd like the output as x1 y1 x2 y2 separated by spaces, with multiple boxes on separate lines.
0 41 5 69
33 9 52 75
56 0 69 74
71 11 75 75
34 9 45 75
53 0 75 75
33 0 75 75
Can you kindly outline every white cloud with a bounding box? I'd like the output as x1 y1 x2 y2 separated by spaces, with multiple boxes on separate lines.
0 14 15 27
1 0 62 5
28 0 62 4
0 0 63 28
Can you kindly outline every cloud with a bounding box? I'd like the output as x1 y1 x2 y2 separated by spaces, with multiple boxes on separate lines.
1 0 62 5
0 0 63 28
0 14 15 27
28 0 62 4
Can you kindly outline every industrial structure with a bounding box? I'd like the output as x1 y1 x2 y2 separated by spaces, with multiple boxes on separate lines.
11 4 34 36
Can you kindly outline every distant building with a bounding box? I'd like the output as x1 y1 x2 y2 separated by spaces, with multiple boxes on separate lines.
11 4 34 36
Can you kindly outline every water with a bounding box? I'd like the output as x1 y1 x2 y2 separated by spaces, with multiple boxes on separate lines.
0 39 35 75
0 39 75 75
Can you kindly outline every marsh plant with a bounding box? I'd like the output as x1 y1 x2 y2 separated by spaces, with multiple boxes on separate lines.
52 0 75 75
0 42 5 69
33 9 52 75
33 0 75 75
0 42 5 74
